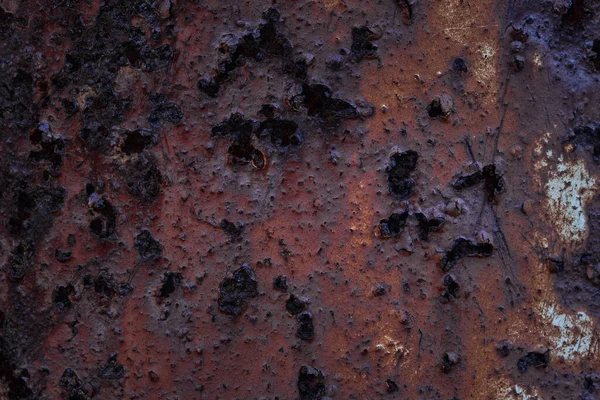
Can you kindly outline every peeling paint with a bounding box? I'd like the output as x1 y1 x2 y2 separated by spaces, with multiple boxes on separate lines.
539 303 598 361
495 380 541 400
533 130 597 245
546 157 596 244
2 0 600 398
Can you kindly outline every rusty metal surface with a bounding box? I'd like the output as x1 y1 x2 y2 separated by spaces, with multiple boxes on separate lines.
1 0 600 399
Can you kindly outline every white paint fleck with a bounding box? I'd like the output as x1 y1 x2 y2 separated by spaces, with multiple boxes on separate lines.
533 131 597 244
481 45 494 59
527 131 599 368
545 156 596 243
371 328 409 368
533 53 543 69
539 303 598 361
475 43 497 83
495 380 541 400
533 132 551 158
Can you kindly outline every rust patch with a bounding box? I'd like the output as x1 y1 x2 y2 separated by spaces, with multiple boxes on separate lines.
1 0 600 399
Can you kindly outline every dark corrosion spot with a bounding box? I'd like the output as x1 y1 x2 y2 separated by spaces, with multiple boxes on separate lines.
511 54 525 71
298 365 326 400
508 25 528 43
283 57 308 80
296 311 315 340
134 230 163 263
137 164 162 199
53 283 75 309
351 26 379 62
414 212 445 241
89 218 104 237
584 375 597 393
451 170 483 190
85 183 96 196
220 219 244 240
125 42 175 72
262 7 280 23
386 150 419 199
427 95 454 119
76 89 132 152
227 143 266 168
451 164 504 202
580 252 594 265
88 195 117 239
441 237 494 272
378 211 409 238
28 122 65 172
118 151 163 199
198 78 220 98
218 264 259 317
372 283 389 296
257 119 300 147
565 123 600 163
0 338 30 398
442 352 460 373
99 353 124 380
121 128 158 155
561 0 585 25
546 256 565 273
228 144 267 169
496 340 512 357
256 258 272 268
77 123 112 152
92 274 111 295
198 8 292 98
482 164 505 202
453 57 468 72
517 350 549 373
90 215 116 239
427 100 444 118
7 241 35 281
148 94 183 127
212 113 256 139
1 68 37 138
55 248 72 263
82 275 94 288
7 183 66 238
386 378 400 393
260 104 276 118
592 40 600 71
60 368 90 400
286 294 308 315
158 272 183 298
212 114 266 168
273 275 288 291
443 274 460 300
4 367 32 400
253 9 291 58
297 84 358 126
87 271 132 298
148 371 159 382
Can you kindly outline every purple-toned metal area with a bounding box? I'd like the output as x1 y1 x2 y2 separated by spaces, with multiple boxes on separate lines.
0 0 599 398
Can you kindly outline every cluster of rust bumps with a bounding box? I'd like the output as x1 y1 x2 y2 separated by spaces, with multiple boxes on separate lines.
0 2 498 398
0 3 370 398
2 0 599 398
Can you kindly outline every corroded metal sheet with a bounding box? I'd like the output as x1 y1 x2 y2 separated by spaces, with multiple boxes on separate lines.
1 0 600 399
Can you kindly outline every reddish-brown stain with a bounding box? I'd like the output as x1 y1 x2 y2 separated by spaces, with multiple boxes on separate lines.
1 0 599 399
